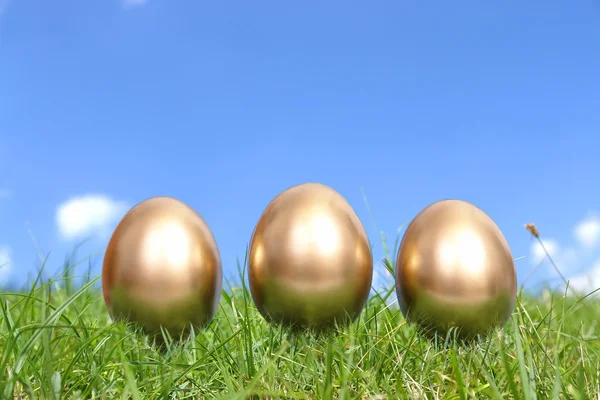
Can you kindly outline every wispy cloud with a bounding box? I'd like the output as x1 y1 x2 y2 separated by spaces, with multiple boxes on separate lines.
528 212 600 297
530 239 559 265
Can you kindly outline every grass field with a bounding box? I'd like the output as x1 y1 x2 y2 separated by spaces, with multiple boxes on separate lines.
1 248 599 399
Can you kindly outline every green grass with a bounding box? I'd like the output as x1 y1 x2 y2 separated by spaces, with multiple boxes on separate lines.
1 255 599 399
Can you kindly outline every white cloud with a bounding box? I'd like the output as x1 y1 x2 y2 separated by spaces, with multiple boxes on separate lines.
574 214 600 250
530 239 559 265
0 245 11 282
528 213 600 294
56 194 129 241
123 0 147 7
529 239 581 281
565 259 600 298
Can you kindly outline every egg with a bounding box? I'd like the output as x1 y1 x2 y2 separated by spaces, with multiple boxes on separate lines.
395 199 517 339
102 196 222 337
248 183 373 330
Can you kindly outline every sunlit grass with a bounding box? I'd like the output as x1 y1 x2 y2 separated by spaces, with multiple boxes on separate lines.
2 218 600 399
0 254 599 399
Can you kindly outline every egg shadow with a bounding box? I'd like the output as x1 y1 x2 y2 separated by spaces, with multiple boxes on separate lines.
112 318 202 355
403 314 500 350
261 311 359 345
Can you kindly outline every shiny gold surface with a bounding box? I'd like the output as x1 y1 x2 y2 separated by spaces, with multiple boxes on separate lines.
249 183 373 330
102 197 222 337
395 200 517 339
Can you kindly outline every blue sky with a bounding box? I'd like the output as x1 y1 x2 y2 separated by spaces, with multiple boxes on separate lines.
1 0 599 295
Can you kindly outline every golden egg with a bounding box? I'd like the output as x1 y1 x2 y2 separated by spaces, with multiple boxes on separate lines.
102 196 222 337
395 199 517 339
248 183 373 330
